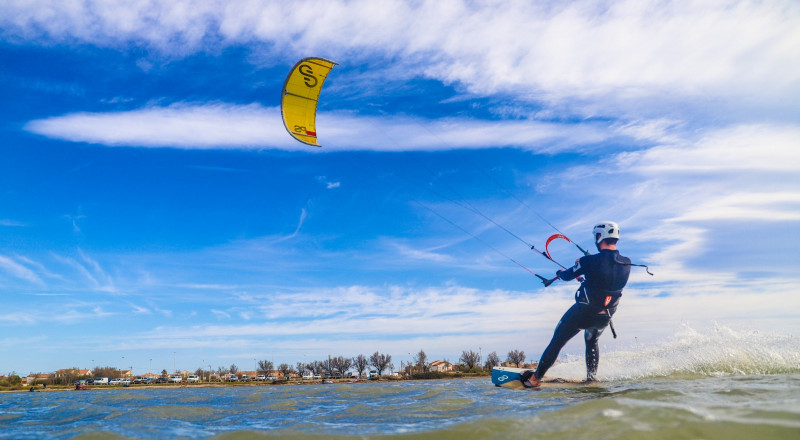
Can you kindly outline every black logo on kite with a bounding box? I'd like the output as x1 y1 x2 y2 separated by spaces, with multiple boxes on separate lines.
299 64 317 88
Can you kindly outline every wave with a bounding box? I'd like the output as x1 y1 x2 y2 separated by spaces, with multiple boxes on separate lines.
547 323 800 381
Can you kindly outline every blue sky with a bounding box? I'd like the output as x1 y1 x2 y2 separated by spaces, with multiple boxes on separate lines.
1 0 799 376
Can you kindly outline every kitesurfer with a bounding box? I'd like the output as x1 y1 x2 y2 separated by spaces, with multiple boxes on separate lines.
521 221 631 387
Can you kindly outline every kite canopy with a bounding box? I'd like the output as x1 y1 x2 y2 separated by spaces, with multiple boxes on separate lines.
280 57 338 147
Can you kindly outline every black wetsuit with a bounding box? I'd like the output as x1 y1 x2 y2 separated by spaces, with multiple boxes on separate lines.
534 249 631 381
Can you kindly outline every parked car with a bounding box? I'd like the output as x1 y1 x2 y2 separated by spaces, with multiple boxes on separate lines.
121 378 131 385
85 379 95 385
226 374 238 382
109 378 123 385
155 377 168 384
301 372 313 380
256 375 267 381
187 375 200 383
142 377 155 384
169 375 182 383
133 376 145 384
240 375 250 382
94 377 109 385
266 375 277 381
313 373 321 379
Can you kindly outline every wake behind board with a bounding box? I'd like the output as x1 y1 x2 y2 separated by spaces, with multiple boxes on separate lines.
492 367 588 390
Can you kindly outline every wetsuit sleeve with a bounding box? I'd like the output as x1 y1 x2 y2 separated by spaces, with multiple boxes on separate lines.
557 257 586 281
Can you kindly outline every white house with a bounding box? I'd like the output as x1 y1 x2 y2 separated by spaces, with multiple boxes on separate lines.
429 361 454 373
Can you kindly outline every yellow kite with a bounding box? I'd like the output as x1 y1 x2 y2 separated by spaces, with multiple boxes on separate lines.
280 57 338 147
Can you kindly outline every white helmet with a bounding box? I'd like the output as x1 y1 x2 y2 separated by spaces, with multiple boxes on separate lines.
593 221 620 244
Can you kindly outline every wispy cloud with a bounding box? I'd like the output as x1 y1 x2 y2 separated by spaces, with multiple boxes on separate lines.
669 192 800 222
77 249 116 293
99 280 800 365
64 214 86 233
0 219 26 227
615 124 800 173
24 103 614 151
50 250 117 293
316 176 340 189
0 304 114 326
129 303 151 315
290 209 307 237
392 242 454 264
211 309 231 319
0 255 45 286
25 103 287 149
143 284 545 340
52 306 115 324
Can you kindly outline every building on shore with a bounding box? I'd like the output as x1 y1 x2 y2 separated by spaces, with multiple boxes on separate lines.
25 373 54 385
55 368 92 382
429 361 454 373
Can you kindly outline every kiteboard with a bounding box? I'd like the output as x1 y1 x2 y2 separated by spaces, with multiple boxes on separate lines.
492 367 589 389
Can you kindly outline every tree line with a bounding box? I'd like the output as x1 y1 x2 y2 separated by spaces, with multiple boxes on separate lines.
9 348 531 386
183 351 395 380
197 349 528 380
400 348 528 374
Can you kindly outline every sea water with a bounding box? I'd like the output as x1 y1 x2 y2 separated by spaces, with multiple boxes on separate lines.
1 325 799 439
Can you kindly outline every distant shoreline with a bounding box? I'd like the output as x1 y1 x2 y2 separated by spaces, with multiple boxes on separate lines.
1 374 490 394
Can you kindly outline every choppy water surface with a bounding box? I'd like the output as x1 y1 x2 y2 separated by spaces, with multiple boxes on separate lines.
2 326 799 439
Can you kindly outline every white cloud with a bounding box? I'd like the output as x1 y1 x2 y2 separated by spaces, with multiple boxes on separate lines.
616 124 800 233
669 192 800 222
91 280 800 375
211 309 232 319
393 243 454 264
612 118 684 143
130 303 151 315
25 103 289 149
52 306 115 323
0 219 26 227
24 102 613 151
2 0 798 114
144 285 540 341
616 124 800 173
0 312 37 325
0 304 114 325
50 251 117 293
0 255 45 286
540 120 800 293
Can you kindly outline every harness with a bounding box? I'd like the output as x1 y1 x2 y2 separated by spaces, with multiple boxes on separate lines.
573 253 638 339
573 284 620 338
574 285 622 310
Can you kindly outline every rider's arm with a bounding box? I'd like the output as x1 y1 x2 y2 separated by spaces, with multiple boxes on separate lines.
557 257 586 281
